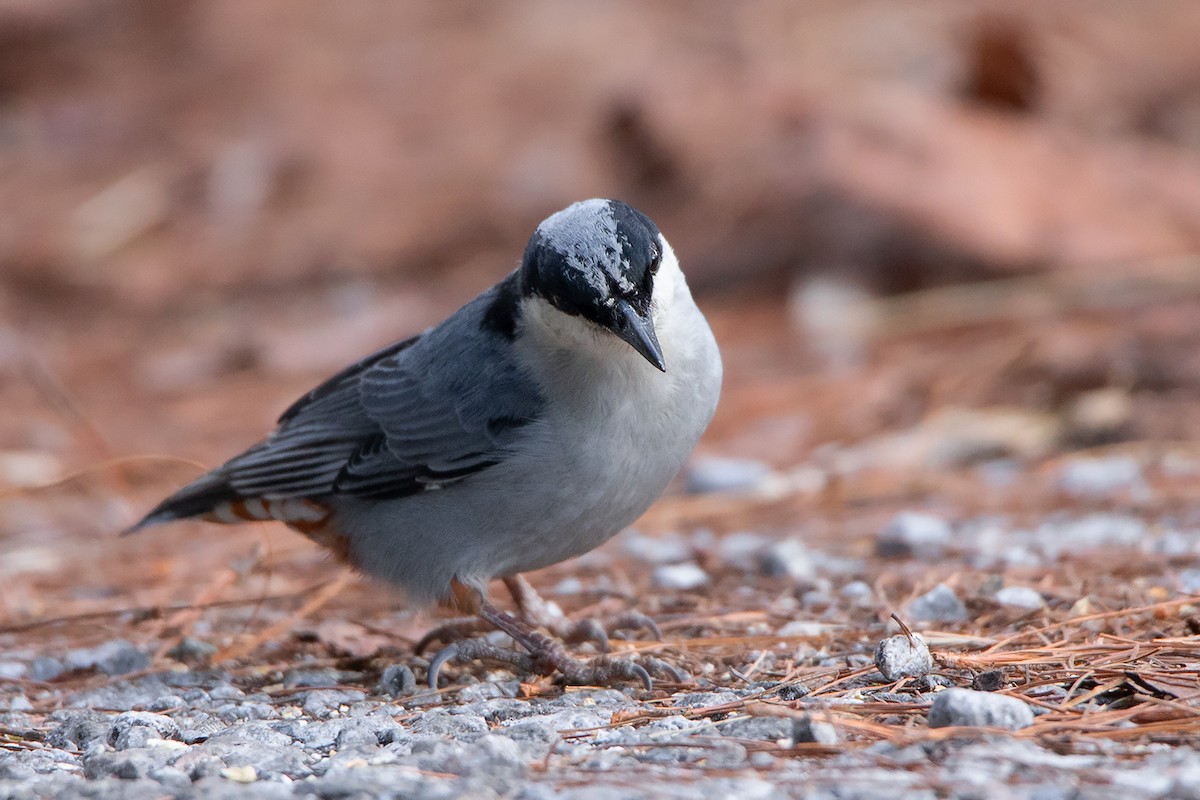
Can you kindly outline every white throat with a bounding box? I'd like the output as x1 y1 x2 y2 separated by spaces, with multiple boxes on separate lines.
518 238 687 366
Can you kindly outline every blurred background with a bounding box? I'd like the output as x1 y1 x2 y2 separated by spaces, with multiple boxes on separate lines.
5 0 1200 627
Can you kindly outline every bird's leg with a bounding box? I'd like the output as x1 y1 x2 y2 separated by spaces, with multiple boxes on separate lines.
501 575 607 651
427 601 674 690
414 576 569 656
422 577 688 689
501 575 663 651
412 578 492 655
416 574 661 655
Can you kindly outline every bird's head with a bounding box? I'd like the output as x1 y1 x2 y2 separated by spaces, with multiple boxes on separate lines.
519 198 669 372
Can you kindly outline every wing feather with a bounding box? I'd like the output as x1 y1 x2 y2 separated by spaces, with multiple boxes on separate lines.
212 277 543 502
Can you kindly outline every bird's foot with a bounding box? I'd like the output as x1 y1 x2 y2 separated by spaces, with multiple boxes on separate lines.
501 575 663 652
413 613 615 656
425 603 687 690
416 576 662 656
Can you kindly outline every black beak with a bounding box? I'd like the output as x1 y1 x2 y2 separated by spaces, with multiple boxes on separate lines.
613 300 666 372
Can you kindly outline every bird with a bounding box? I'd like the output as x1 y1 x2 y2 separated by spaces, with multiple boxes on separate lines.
129 198 723 689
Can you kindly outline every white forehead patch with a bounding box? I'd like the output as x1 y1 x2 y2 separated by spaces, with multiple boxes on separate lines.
536 199 635 292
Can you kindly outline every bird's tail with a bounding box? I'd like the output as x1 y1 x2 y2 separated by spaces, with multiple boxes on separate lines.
125 471 333 537
122 471 239 535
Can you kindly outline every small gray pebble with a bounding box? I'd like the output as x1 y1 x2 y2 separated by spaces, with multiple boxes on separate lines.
800 590 832 609
500 719 559 751
874 634 933 681
906 583 968 623
558 688 629 708
108 711 180 750
839 580 875 605
759 538 815 583
921 674 953 689
994 585 1044 610
455 681 519 703
149 764 192 788
281 718 336 749
876 511 952 559
635 744 706 765
927 687 1034 730
774 683 809 702
45 710 111 749
207 684 244 701
206 722 292 748
791 714 839 745
165 637 216 664
872 691 917 703
216 701 276 722
1179 569 1200 595
513 785 563 800
379 664 417 698
1035 514 1146 559
719 717 791 742
335 718 383 750
0 662 26 680
176 714 225 745
180 688 211 703
282 667 341 688
623 531 692 565
64 639 150 676
420 733 530 776
82 748 169 780
1058 456 1144 498
652 561 709 590
29 657 65 683
977 459 1021 487
412 712 489 738
703 740 749 769
302 689 366 717
200 729 311 779
684 456 771 494
715 531 769 571
553 576 584 594
147 694 185 712
1026 788 1075 800
5 694 32 712
509 708 608 737
464 697 530 722
778 620 827 637
674 691 741 709
972 670 1005 692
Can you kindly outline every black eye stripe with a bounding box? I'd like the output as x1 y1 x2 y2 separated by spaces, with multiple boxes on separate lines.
520 199 662 327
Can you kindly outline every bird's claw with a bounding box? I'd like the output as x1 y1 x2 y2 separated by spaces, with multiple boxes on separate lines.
555 655 652 691
426 634 676 691
415 617 490 655
636 654 690 684
559 618 610 652
608 610 663 642
427 639 535 689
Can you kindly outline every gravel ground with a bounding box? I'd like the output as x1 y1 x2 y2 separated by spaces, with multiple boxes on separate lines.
7 464 1200 799
7 6 1200 795
5 663 1200 800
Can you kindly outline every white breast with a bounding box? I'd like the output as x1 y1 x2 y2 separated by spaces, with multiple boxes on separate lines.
497 243 723 572
336 242 722 602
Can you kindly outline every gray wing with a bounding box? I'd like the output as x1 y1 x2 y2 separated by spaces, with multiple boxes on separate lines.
219 280 543 501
